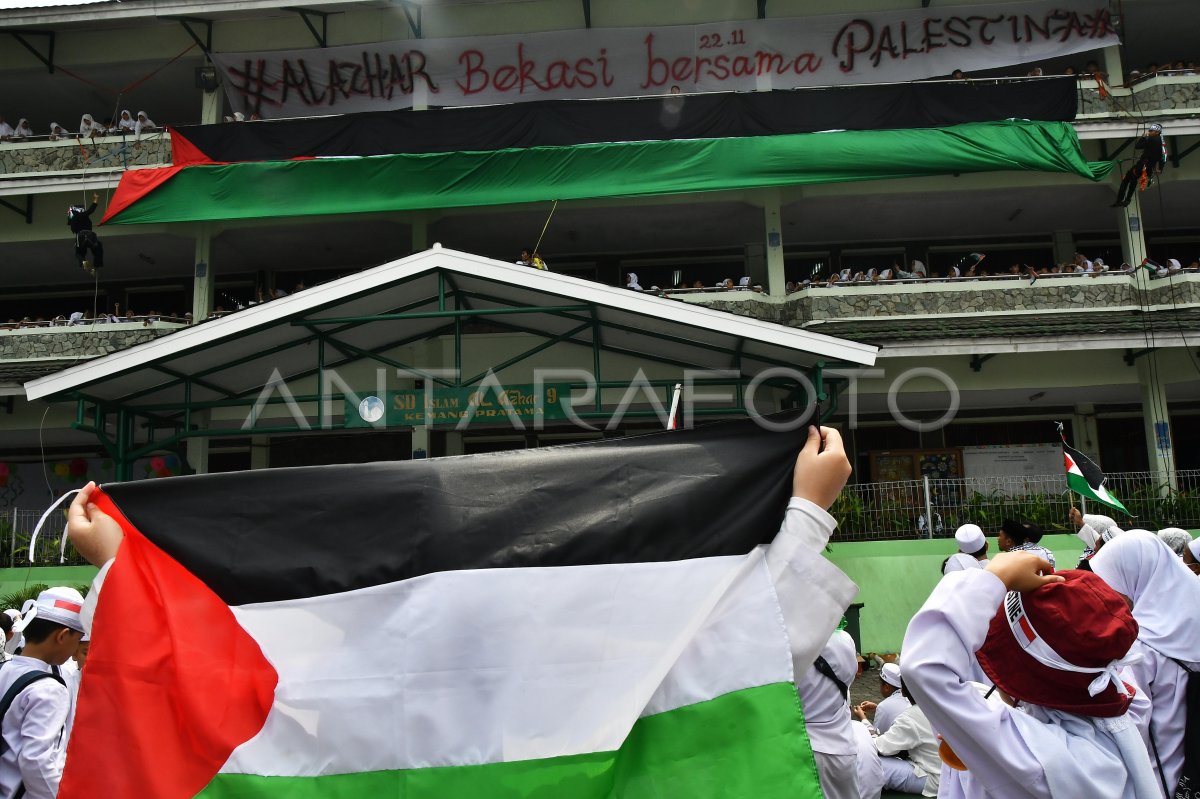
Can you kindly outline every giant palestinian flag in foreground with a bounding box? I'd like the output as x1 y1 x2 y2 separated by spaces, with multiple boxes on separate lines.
62 419 856 798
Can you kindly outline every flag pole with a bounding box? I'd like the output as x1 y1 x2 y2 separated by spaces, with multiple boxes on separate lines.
667 383 683 431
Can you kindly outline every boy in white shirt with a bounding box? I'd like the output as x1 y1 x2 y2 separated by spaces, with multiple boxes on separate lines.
0 588 86 799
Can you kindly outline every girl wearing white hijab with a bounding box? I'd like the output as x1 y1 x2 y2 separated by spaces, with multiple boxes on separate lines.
134 111 156 135
1091 530 1200 796
12 119 33 140
624 273 641 291
49 122 68 141
79 113 103 138
113 110 136 133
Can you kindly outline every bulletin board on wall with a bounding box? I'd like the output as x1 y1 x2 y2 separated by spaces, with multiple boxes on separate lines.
868 449 963 482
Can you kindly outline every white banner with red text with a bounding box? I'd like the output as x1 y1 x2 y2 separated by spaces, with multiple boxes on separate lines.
212 0 1116 118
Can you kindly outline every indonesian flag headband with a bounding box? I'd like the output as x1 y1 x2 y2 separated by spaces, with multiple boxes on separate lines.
1004 590 1139 698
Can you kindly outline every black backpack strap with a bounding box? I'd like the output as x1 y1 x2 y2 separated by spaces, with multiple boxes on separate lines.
813 655 849 699
0 670 66 799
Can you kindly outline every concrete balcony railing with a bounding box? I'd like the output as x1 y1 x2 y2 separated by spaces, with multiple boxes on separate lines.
681 271 1200 333
0 133 171 179
1078 73 1200 119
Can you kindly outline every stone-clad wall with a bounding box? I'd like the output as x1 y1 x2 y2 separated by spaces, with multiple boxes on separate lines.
0 136 171 176
0 325 179 361
1078 75 1200 117
689 279 1147 326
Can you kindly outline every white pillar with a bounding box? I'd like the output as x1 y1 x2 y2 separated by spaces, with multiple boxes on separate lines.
192 223 214 321
1071 403 1101 462
411 425 429 459
1117 196 1148 270
186 437 210 475
250 435 270 470
762 189 786 296
200 78 222 125
1102 44 1124 85
1136 357 1177 490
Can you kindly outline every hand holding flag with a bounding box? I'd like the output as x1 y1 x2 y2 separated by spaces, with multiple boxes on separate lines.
1058 424 1128 515
793 426 852 509
67 481 124 565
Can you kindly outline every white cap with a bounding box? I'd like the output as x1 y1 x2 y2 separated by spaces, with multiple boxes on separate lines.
1189 537 1200 561
955 524 986 553
880 662 902 688
15 587 85 634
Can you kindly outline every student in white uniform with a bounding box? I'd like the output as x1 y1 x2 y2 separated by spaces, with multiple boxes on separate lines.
856 662 909 735
1090 530 1200 797
797 629 860 799
851 720 884 799
868 689 940 796
63 632 89 742
902 551 1160 799
1070 507 1123 566
0 587 86 799
942 524 989 575
997 519 1055 569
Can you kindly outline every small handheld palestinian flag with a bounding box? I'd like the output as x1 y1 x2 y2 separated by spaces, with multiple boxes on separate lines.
62 417 854 799
1058 423 1128 514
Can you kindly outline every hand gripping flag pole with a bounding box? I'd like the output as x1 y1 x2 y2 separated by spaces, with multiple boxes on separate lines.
1056 422 1129 515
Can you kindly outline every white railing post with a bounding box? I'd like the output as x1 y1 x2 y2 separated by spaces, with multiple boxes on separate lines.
923 475 934 540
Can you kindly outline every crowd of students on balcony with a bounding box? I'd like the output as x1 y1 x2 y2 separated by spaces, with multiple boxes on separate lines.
612 250 1200 298
1 306 187 331
0 111 157 143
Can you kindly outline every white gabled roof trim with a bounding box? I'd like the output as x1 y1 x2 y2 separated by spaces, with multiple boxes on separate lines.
24 247 876 402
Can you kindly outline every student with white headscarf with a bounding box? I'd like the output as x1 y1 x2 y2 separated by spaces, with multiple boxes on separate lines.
1090 530 1200 796
112 110 136 134
624 273 641 291
0 117 13 141
134 111 157 135
79 114 103 138
12 119 33 140
48 122 68 141
1185 537 1200 575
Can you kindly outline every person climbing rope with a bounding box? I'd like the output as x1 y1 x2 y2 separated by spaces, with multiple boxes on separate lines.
68 193 104 274
1112 123 1167 208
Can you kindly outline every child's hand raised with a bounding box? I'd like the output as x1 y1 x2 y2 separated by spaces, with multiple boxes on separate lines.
67 481 124 566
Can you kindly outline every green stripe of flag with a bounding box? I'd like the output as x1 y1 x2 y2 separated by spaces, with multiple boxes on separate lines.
107 121 1112 225
1066 470 1128 514
197 682 821 799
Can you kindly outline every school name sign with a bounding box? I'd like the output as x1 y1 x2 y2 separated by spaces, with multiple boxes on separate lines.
214 0 1116 117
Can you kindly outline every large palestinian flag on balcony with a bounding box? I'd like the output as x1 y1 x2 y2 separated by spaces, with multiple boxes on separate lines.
99 79 1110 226
61 419 856 799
